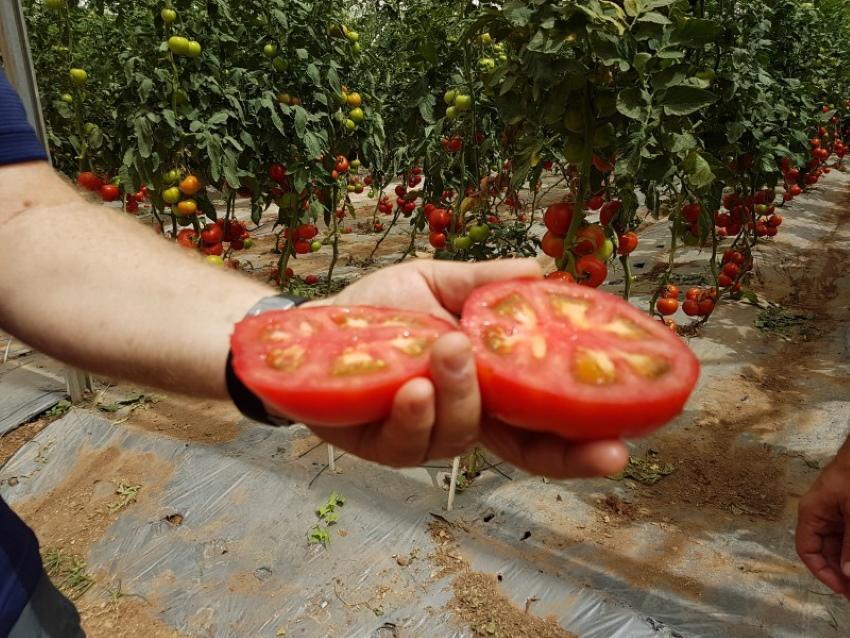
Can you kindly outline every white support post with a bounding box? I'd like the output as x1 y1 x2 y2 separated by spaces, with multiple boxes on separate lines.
327 445 336 473
65 368 92 403
446 456 461 512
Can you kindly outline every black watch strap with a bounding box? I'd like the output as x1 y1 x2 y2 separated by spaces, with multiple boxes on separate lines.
227 294 307 427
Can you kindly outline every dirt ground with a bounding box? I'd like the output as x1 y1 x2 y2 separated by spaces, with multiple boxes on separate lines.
3 173 850 636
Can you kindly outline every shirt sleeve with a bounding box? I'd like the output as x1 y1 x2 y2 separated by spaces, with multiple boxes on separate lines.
0 70 48 166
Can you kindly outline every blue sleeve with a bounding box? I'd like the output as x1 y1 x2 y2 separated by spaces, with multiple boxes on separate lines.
0 70 48 166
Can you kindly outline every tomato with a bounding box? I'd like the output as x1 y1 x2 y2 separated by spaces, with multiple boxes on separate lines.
206 255 225 267
683 299 700 317
429 209 451 232
662 285 680 300
461 280 700 440
176 199 197 216
177 229 198 248
699 298 716 316
429 231 447 249
186 41 202 58
203 242 224 256
454 94 473 111
201 223 224 246
599 200 622 227
718 274 733 288
587 195 605 210
179 175 201 196
168 36 191 56
77 171 102 192
99 184 120 202
335 156 350 173
294 239 311 254
162 187 181 205
574 225 606 256
445 136 463 153
232 307 453 427
161 8 177 23
304 274 320 285
125 199 139 214
541 232 565 259
656 297 679 316
268 163 286 183
576 255 607 288
263 43 278 58
543 202 573 236
296 224 319 240
453 236 473 251
768 214 783 227
618 232 638 255
69 68 87 85
685 288 701 301
722 262 740 279
469 225 491 243
682 203 701 223
546 271 575 283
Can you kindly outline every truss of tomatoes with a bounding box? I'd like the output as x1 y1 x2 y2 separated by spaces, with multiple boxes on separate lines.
231 280 700 440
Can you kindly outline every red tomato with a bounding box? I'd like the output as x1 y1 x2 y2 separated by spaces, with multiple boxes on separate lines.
544 202 574 236
77 171 103 192
683 299 700 317
699 298 716 316
100 184 120 202
460 280 700 440
304 274 320 285
429 231 447 249
177 229 197 248
203 242 224 256
201 223 224 245
662 285 680 300
599 200 622 227
574 225 606 256
768 215 783 227
546 271 575 283
231 307 454 427
685 288 701 301
429 209 451 231
576 255 607 288
718 274 733 288
541 232 566 259
294 239 311 254
682 203 701 223
587 195 605 210
722 262 740 279
618 232 638 255
656 297 679 316
395 184 407 198
268 163 287 183
296 224 319 240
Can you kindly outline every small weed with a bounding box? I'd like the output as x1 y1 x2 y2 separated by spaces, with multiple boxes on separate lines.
755 304 820 340
45 400 72 419
42 548 94 600
107 480 142 513
308 491 345 548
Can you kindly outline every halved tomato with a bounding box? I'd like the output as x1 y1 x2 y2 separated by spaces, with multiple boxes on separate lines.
461 280 700 440
231 307 454 427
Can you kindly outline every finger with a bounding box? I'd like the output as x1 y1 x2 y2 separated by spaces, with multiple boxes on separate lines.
427 333 481 459
796 498 849 595
426 258 543 314
365 377 436 467
481 419 629 479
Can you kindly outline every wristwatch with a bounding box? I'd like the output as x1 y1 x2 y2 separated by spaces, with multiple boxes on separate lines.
226 293 307 426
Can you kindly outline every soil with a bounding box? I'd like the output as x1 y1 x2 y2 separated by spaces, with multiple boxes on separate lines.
117 393 241 445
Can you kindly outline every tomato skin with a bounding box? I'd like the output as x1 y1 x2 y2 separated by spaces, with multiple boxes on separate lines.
574 225 606 256
546 271 575 283
429 209 451 232
576 255 607 288
77 171 102 192
683 299 701 317
203 242 224 256
179 175 201 196
618 232 638 255
201 223 224 245
99 184 120 202
461 280 701 441
175 199 197 216
599 200 622 227
541 232 565 259
429 231 447 249
656 297 679 316
543 202 573 236
177 229 197 248
231 307 454 427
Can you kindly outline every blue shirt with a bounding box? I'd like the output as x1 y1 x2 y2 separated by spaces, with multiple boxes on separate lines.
0 68 47 635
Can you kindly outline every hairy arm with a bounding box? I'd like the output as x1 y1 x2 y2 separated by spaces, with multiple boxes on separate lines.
0 161 272 398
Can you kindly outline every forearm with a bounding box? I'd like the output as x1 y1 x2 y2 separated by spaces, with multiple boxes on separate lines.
0 163 272 398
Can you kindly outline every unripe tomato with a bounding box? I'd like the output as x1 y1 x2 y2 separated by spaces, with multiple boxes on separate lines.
453 236 473 251
469 225 491 243
186 41 202 58
349 107 365 123
168 36 191 56
45 0 65 9
179 175 201 196
161 8 177 24
311 241 323 252
263 43 278 58
163 187 181 204
205 255 225 267
176 199 198 216
69 68 87 85
346 92 362 108
444 89 457 106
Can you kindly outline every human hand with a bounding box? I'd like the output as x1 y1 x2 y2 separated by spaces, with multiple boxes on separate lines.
797 449 850 598
305 259 629 478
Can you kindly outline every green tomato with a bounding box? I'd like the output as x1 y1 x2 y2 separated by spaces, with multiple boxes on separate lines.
83 122 97 135
272 57 289 72
453 236 473 251
350 159 361 170
243 238 254 249
444 89 457 106
498 54 508 62
594 92 617 117
161 8 177 24
479 58 496 72
60 93 73 104
592 123 616 149
164 169 181 184
595 238 615 262
469 224 491 243
349 107 365 123
564 138 585 164
168 36 191 56
352 42 362 55
480 33 493 46
563 108 583 133
174 87 189 105
45 0 64 9
311 240 323 252
454 94 473 111
335 91 348 106
205 255 225 267
346 30 360 43
263 43 278 58
344 119 357 131
186 41 202 58
163 187 181 204
69 68 87 85
755 204 769 215
446 106 459 120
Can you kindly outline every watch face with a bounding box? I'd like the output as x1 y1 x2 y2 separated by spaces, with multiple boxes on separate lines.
247 294 304 317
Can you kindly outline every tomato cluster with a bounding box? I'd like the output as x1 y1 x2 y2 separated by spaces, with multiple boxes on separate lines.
541 201 613 288
682 288 717 318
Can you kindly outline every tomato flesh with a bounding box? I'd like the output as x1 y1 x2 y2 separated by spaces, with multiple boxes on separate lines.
461 280 700 440
231 307 454 427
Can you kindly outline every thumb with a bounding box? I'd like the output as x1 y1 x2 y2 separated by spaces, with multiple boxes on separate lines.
840 514 850 581
426 258 542 314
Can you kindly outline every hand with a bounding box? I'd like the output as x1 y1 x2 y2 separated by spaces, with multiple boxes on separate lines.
797 449 850 598
305 259 629 479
